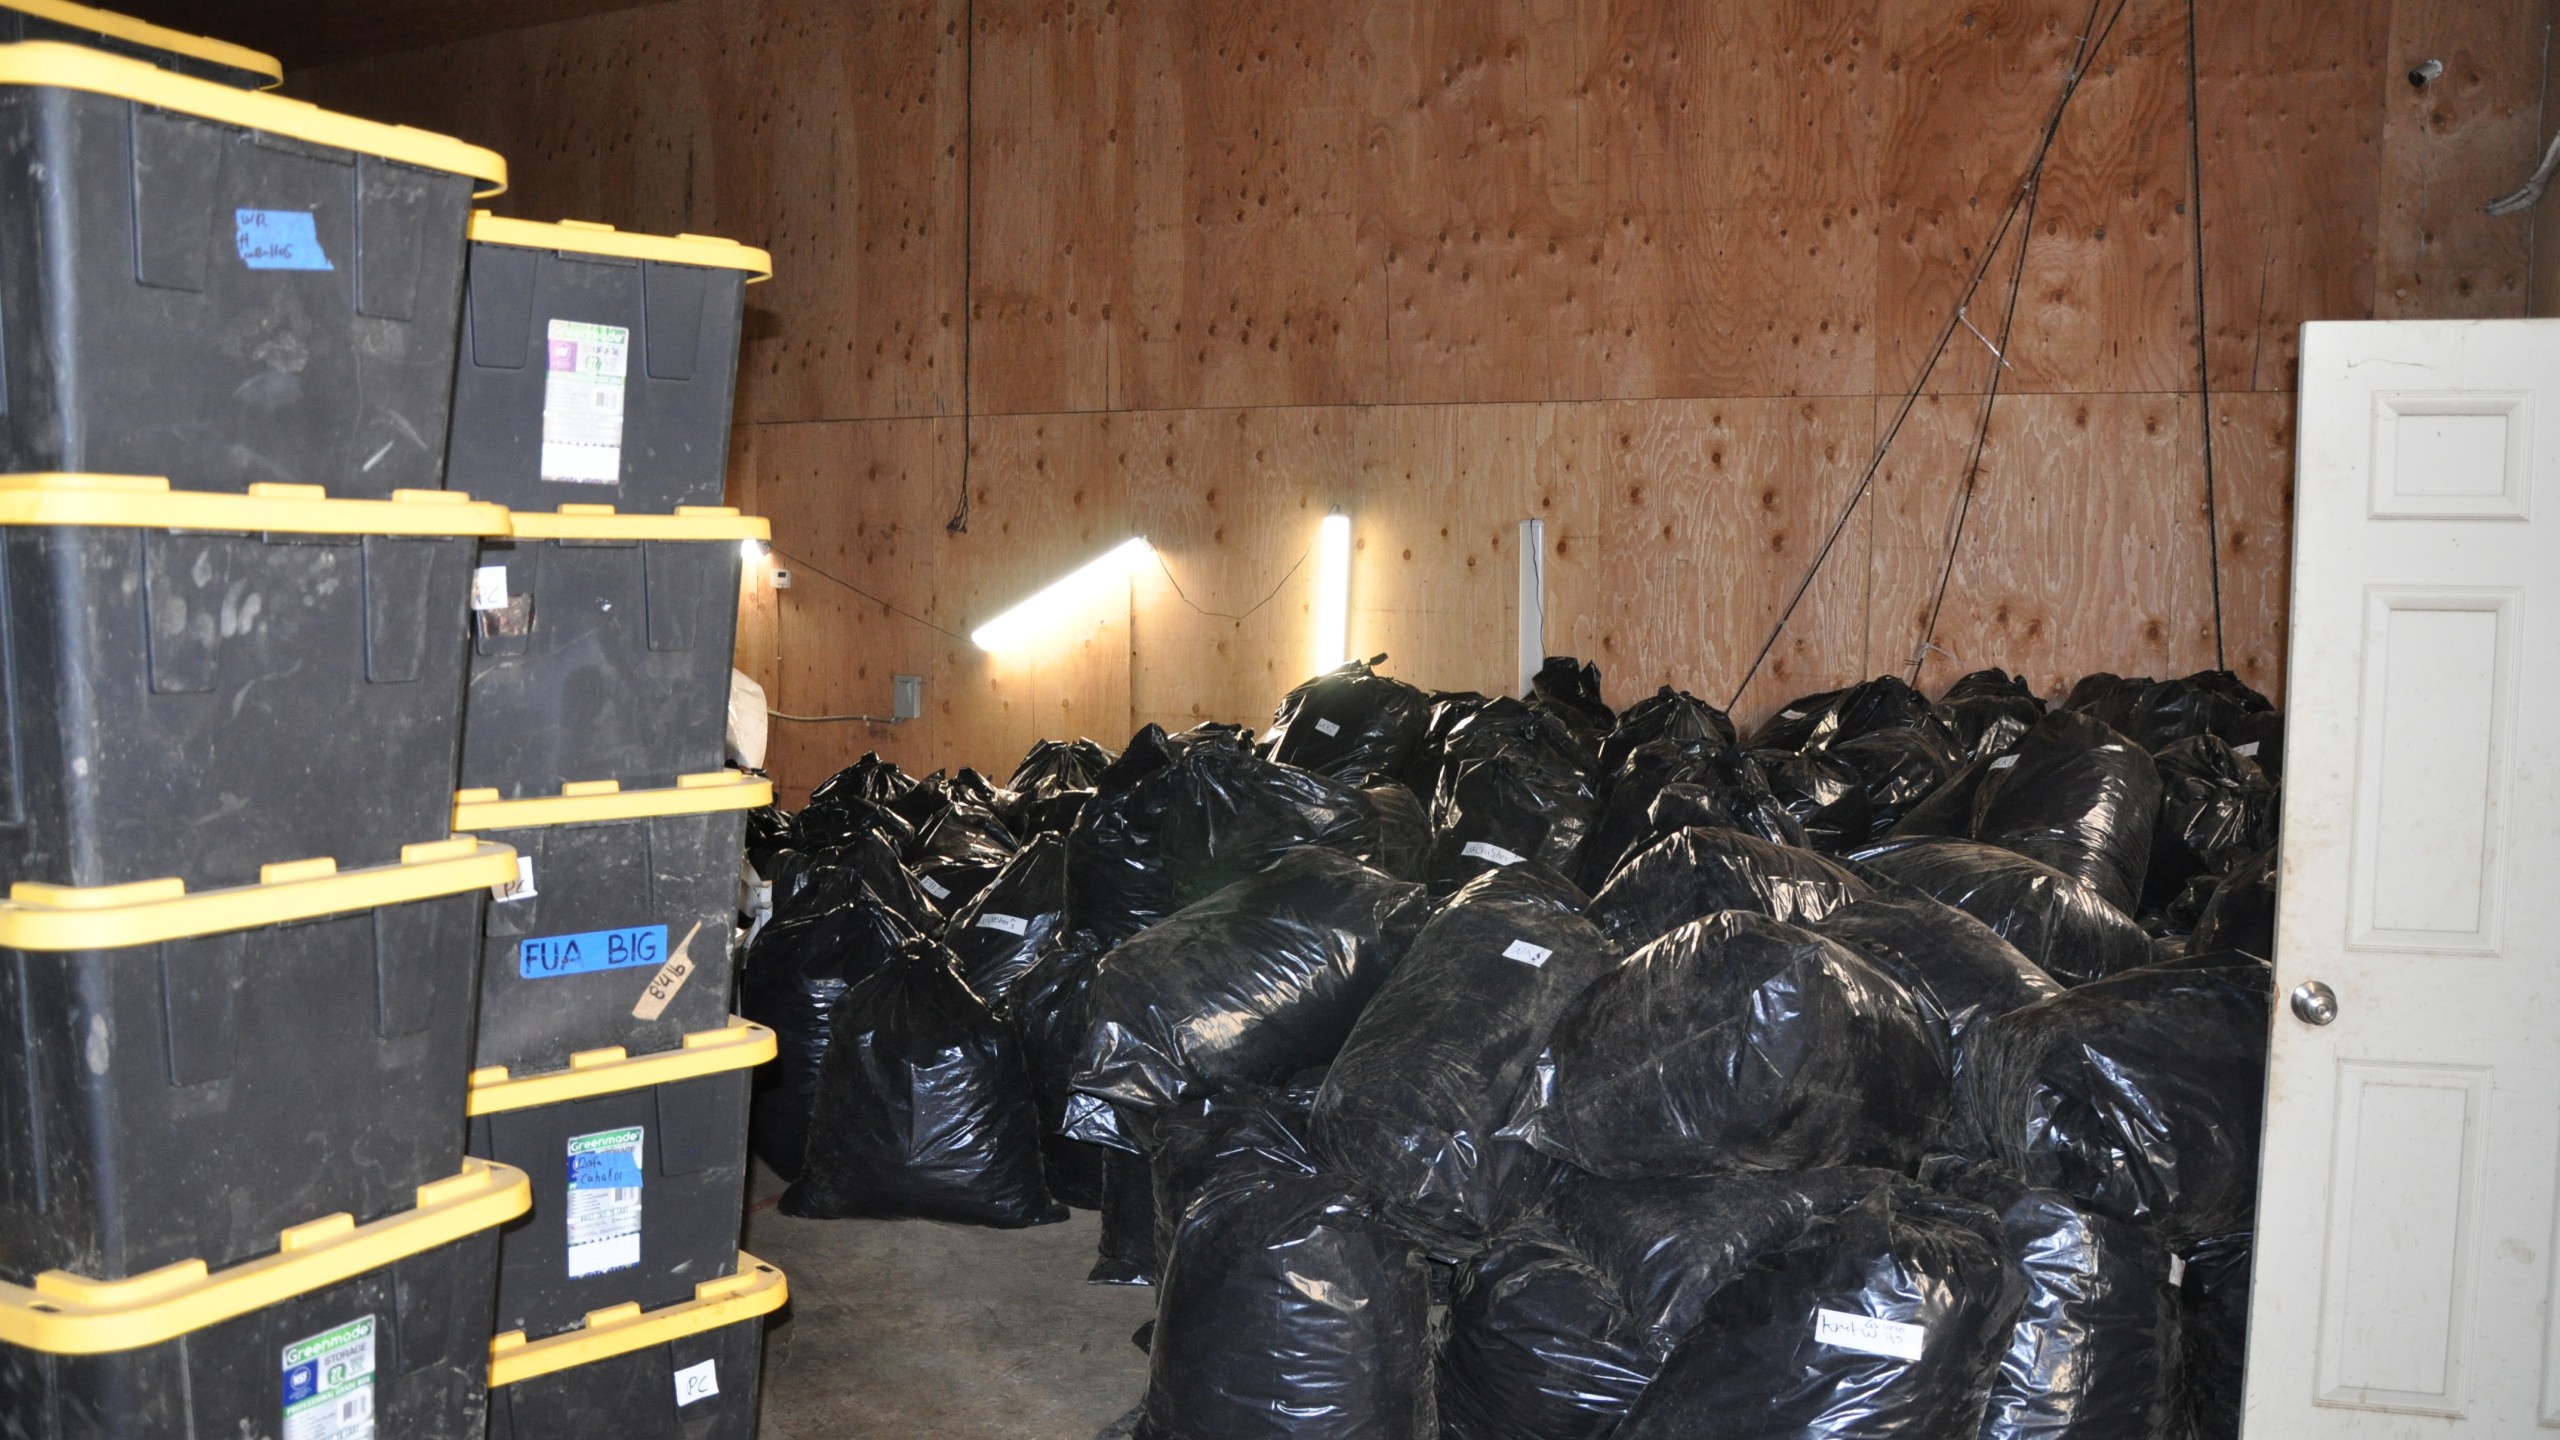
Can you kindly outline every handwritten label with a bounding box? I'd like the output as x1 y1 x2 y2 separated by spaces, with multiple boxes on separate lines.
975 913 1032 937
918 875 951 901
565 1127 644 1278
1502 938 1554 968
237 209 333 271
632 921 703 1022
471 565 509 612
1312 717 1342 737
1812 1308 1926 1362
520 924 666 980
673 1358 720 1407
492 855 537 903
1990 754 2020 770
1461 840 1526 867
2232 741 2260 758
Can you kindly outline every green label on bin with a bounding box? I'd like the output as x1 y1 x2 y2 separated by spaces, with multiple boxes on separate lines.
281 1314 374 1440
518 924 666 979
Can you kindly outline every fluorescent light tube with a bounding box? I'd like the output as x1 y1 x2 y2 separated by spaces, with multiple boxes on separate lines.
1312 511 1351 675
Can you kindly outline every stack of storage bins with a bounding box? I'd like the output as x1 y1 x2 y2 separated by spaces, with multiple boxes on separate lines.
446 213 783 1440
0 28 536 1439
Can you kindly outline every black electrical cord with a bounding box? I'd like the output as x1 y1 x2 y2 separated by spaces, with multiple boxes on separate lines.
771 546 973 643
2185 0 2228 668
946 0 976 535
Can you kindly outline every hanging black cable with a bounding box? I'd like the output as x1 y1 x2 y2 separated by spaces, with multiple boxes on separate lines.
2185 0 2227 667
1729 0 2128 710
946 0 976 534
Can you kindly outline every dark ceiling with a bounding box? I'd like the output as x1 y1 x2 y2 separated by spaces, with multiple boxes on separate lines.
107 0 668 74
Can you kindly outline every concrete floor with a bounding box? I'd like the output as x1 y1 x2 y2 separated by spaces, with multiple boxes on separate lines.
743 1162 1157 1439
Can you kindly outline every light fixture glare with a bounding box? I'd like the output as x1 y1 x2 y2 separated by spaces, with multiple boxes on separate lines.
971 537 1153 651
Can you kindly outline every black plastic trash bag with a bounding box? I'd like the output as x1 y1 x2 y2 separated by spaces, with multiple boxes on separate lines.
1529 656 1615 747
1264 657 1432 785
1960 951 2272 1243
1427 745 1601 892
2144 736 2276 911
1938 669 2047 760
1971 711 2162 914
808 751 916 809
1598 686 1739 782
1072 848 1429 1123
1759 748 1878 852
1848 838 2154 986
781 944 1067 1228
2176 1231 2252 1440
1749 686 1849 751
1752 676 1940 754
1813 894 2062 1062
1547 1167 1905 1358
1930 1158 2182 1440
1067 726 1380 947
904 803 1020 914
1888 752 2001 841
1573 741 1803 892
744 803 797 876
1149 1082 1322 1273
1044 1134 1108 1211
1505 911 1945 1180
1395 690 1492 802
740 884 920 1179
1009 931 1117 1143
1138 1173 1433 1440
1004 736 1114 835
1437 1221 1657 1440
2221 709 2284 782
785 827 938 931
1586 826 1871 949
2188 846 2277 959
1613 1186 2025 1440
944 834 1067 1011
1831 723 1967 836
1439 695 1601 785
1362 782 1432 881
792 788 918 855
1090 1147 1159 1284
2064 671 2273 753
1310 866 1616 1244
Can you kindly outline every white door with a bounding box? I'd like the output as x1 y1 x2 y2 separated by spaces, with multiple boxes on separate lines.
2246 319 2560 1435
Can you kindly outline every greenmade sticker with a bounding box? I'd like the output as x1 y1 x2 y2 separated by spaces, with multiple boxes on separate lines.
566 1125 644 1278
281 1315 375 1440
541 318 629 484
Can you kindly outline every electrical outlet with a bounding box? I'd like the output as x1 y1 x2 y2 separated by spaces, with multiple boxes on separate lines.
770 568 792 589
893 674 923 721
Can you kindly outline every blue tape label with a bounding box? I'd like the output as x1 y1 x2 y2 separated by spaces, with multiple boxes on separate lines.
519 924 667 979
236 209 334 271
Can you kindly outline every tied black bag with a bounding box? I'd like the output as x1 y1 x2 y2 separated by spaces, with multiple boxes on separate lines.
1849 837 2154 986
1586 825 1871 950
1436 1221 1657 1440
1263 658 1432 785
738 881 918 1179
781 945 1066 1229
1971 711 2163 915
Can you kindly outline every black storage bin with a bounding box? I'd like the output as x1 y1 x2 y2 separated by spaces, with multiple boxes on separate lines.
487 1252 783 1440
0 476 507 893
0 0 277 88
0 1155 528 1440
0 837 516 1284
458 771 767 1074
461 507 763 798
0 44 506 495
448 214 768 515
466 1019 770 1340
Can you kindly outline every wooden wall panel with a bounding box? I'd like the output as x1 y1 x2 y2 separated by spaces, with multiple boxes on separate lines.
287 0 2549 794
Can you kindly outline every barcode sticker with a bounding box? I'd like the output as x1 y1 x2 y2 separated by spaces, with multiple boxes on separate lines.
280 1316 374 1440
471 565 509 612
673 1358 720 1407
976 913 1032 937
1461 840 1526 867
2233 741 2260 757
1313 718 1342 737
1990 754 2020 770
1813 1308 1926 1362
1502 939 1554 968
492 855 537 903
540 319 629 484
565 1127 644 1279
918 875 951 900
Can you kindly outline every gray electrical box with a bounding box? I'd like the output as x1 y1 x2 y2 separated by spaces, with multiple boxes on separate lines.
893 674 923 721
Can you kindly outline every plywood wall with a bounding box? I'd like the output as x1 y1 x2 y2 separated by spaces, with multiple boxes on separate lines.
296 0 2553 804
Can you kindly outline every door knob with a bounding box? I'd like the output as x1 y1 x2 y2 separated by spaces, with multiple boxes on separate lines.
2291 981 2339 1026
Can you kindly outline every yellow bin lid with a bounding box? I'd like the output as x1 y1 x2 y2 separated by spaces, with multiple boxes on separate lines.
0 0 278 86
490 1252 788 1387
467 1017 778 1115
0 41 505 193
503 503 770 544
469 212 772 281
453 771 772 833
0 474 511 536
0 837 520 952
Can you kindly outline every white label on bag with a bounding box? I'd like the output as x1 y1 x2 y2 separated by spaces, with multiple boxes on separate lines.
281 1316 375 1440
1813 1308 1926 1362
470 565 509 612
918 875 951 900
1990 754 2021 770
1780 709 1807 720
1313 717 1342 737
2233 741 2260 757
2169 1254 2188 1287
976 913 1032 937
541 319 630 484
1502 939 1553 968
565 1126 644 1278
673 1358 720 1406
492 855 537 903
1461 840 1526 867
